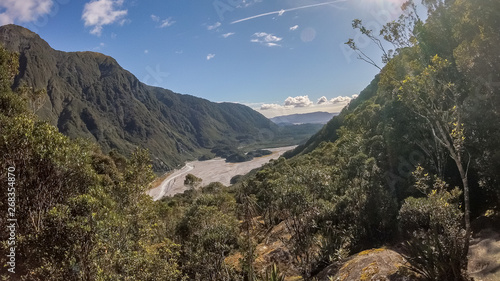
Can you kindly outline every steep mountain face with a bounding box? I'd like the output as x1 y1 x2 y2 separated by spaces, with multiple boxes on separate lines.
0 24 278 171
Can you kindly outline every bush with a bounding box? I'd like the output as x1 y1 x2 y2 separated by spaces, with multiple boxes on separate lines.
184 173 202 189
226 152 253 163
398 167 470 281
247 149 273 158
230 175 244 185
198 153 213 161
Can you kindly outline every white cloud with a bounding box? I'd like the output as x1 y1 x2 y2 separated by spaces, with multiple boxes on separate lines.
317 96 328 104
236 0 262 8
82 0 127 36
151 14 175 28
289 25 299 31
151 14 160 22
316 95 359 105
260 95 312 111
222 32 235 38
207 21 221 30
159 18 175 28
256 93 359 118
260 103 283 110
284 95 313 107
144 49 149 54
0 0 53 25
92 42 106 51
330 96 352 104
206 53 215 60
251 32 282 47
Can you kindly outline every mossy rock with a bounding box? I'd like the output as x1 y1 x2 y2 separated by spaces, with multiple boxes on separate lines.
315 248 411 281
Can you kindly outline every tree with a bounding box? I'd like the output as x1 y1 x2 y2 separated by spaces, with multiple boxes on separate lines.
0 47 26 117
348 0 477 262
451 0 500 206
399 167 469 280
177 203 239 280
237 182 259 281
0 46 18 93
184 173 202 190
0 45 185 280
394 54 472 259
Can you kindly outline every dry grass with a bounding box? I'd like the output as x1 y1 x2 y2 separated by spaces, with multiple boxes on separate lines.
150 171 174 188
358 248 386 256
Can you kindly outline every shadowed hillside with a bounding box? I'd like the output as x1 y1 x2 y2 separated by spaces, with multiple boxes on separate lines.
0 24 280 171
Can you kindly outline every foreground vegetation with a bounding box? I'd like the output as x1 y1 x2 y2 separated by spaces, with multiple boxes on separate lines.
1 0 499 280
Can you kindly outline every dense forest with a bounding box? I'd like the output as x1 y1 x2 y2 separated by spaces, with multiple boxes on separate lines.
1 0 499 280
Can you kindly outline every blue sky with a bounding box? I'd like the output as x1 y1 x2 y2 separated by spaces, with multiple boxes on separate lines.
0 0 408 117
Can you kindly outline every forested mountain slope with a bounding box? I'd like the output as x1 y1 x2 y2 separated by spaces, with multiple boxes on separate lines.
0 24 278 171
1 0 500 280
283 75 379 158
228 0 500 279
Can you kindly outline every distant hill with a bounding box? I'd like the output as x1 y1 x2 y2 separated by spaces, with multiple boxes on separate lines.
270 111 337 125
0 24 280 171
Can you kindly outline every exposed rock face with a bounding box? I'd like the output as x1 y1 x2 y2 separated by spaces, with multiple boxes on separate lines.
316 248 409 281
468 228 500 281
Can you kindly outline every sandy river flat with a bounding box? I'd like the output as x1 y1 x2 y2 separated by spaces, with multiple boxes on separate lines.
148 146 296 200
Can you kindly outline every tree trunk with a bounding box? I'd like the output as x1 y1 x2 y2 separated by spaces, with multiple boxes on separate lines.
432 120 471 269
455 152 471 265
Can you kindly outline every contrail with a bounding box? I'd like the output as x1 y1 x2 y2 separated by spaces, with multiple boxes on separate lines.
231 0 347 24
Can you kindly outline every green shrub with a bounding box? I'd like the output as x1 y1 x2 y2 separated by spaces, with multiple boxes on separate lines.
398 167 470 281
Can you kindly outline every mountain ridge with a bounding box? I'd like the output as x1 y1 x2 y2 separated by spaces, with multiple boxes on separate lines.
0 24 279 171
270 111 337 125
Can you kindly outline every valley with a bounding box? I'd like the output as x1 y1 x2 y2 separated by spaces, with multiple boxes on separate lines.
148 145 295 200
1 0 500 280
0 24 292 172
